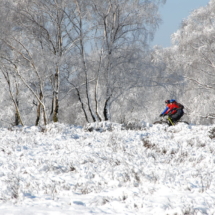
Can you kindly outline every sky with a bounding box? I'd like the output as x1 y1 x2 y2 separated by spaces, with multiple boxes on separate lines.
151 0 210 47
0 122 215 214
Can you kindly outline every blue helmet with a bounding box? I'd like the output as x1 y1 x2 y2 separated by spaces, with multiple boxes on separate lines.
169 99 176 103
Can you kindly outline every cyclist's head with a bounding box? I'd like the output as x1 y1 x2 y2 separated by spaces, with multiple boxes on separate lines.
169 99 176 103
165 100 170 104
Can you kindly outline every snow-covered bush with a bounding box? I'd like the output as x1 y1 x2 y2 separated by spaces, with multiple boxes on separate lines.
84 121 125 132
84 120 152 132
0 123 215 214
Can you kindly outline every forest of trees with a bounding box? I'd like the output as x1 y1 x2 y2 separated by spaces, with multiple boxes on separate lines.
0 0 214 127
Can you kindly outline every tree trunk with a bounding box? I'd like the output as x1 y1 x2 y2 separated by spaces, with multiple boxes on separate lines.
14 98 21 126
14 83 23 126
50 71 59 123
103 96 111 121
35 91 43 126
75 87 89 123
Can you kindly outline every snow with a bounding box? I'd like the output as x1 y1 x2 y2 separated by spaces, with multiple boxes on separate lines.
0 122 215 215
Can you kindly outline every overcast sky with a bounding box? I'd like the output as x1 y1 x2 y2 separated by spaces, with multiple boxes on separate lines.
151 0 210 48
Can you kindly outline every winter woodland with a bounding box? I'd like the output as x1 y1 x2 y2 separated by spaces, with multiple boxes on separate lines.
1 1 215 214
0 0 214 127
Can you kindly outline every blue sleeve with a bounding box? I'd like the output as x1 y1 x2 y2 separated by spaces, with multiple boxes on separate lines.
161 107 168 115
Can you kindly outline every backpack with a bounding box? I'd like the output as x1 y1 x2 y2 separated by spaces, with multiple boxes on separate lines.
176 102 184 110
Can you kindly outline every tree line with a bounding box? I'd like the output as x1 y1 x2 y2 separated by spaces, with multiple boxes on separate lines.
0 0 214 127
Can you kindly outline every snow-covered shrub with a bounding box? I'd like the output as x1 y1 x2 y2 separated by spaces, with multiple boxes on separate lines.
84 121 125 132
208 127 215 139
84 120 151 132
0 123 215 214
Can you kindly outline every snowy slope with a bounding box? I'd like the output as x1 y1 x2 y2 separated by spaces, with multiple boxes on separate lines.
0 122 215 215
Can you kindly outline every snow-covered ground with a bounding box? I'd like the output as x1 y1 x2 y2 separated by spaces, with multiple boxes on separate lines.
0 121 215 215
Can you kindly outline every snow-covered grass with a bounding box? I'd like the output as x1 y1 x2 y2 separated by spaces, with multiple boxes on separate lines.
0 122 215 215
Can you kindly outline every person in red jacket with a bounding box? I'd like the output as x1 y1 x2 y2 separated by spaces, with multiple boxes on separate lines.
160 99 184 123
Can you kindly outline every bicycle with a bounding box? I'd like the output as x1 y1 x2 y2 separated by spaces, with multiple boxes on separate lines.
153 115 189 126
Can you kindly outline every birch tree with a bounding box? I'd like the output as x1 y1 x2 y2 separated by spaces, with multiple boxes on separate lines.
70 0 165 122
170 0 215 123
0 0 81 124
0 0 167 125
0 0 27 126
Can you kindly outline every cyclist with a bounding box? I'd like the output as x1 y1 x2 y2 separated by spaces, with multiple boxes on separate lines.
159 99 184 123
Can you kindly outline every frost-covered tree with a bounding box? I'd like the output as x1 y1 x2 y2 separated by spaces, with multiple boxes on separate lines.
148 0 215 125
0 1 49 125
0 0 167 126
0 0 83 125
71 0 165 122
169 0 215 123
0 0 26 126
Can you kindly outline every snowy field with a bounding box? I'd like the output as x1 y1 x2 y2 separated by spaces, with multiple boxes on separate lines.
0 122 215 215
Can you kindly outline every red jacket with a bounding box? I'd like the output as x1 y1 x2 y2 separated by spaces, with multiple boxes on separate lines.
164 102 180 115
